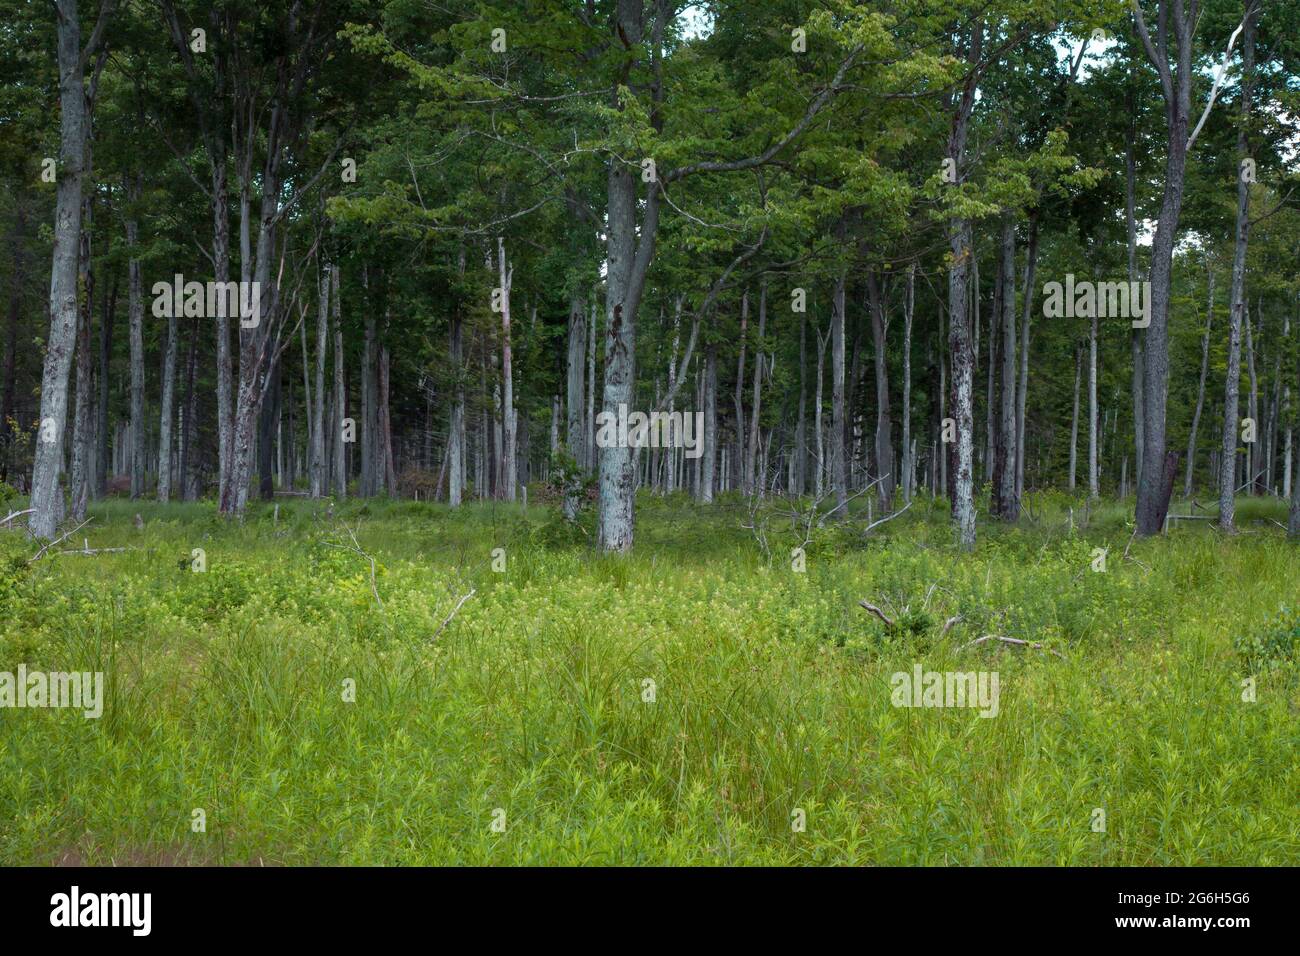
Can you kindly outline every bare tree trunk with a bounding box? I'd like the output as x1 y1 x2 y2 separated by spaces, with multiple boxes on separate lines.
180 314 200 499
734 290 749 493
157 310 178 502
1219 9 1256 530
746 281 767 497
565 292 586 465
1245 306 1259 494
1089 309 1099 499
497 237 516 501
700 340 717 503
1069 344 1081 492
982 254 996 485
795 308 807 495
902 263 914 504
379 339 396 495
309 265 329 497
830 273 848 516
96 273 115 497
1126 104 1145 493
30 0 114 537
1133 2 1199 535
1185 276 1213 498
947 221 976 549
70 201 93 520
1283 312 1292 503
866 268 894 511
449 309 465 507
586 296 597 472
1016 210 1038 502
994 219 1018 519
127 192 145 500
332 266 347 499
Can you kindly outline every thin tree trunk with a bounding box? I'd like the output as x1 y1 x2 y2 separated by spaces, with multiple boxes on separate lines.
995 219 1018 519
332 266 347 498
830 273 848 516
157 311 178 501
1245 306 1259 494
127 188 145 500
746 281 766 497
1089 309 1099 499
1219 9 1256 530
497 237 516 501
701 339 717 503
867 268 894 511
1184 276 1214 498
1016 211 1038 502
902 263 914 504
309 265 329 496
1069 344 1081 492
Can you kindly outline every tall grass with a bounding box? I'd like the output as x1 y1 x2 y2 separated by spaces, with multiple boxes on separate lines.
0 492 1295 864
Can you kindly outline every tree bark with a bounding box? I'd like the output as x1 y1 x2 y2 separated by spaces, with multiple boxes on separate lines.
746 281 767 497
1218 7 1256 530
830 273 848 516
1088 309 1099 499
157 310 178 501
497 237 516 501
1184 275 1213 498
994 219 1017 519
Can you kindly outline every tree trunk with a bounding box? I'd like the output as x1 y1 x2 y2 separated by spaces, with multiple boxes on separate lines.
1069 344 1081 492
180 314 200 500
1184 276 1213 498
1245 306 1259 494
332 266 347 498
69 198 94 520
1126 103 1145 493
700 339 717 503
901 263 914 503
497 237 516 501
1016 210 1038 502
1134 4 1197 535
30 0 106 537
127 189 145 500
994 219 1018 519
746 281 767 497
157 311 178 502
1088 309 1099 499
830 273 848 516
1218 9 1256 530
309 265 329 497
867 268 894 511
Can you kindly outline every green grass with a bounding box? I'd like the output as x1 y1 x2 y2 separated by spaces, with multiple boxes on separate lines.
0 491 1296 865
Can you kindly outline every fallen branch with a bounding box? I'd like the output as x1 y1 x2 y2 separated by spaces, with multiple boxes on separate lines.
30 519 93 562
0 509 34 527
957 634 1066 660
939 614 963 638
858 600 896 628
431 589 477 641
49 545 133 557
863 498 912 535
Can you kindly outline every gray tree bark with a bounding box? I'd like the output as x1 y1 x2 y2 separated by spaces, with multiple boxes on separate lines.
157 311 178 502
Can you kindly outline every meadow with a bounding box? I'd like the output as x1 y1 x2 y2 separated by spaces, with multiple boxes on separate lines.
0 491 1296 865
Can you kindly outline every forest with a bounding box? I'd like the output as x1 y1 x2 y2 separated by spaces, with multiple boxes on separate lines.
0 0 1298 868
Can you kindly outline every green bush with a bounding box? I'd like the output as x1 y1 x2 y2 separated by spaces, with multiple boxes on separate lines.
1234 604 1300 672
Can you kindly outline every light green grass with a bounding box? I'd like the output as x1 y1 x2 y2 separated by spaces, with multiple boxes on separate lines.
0 491 1296 865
